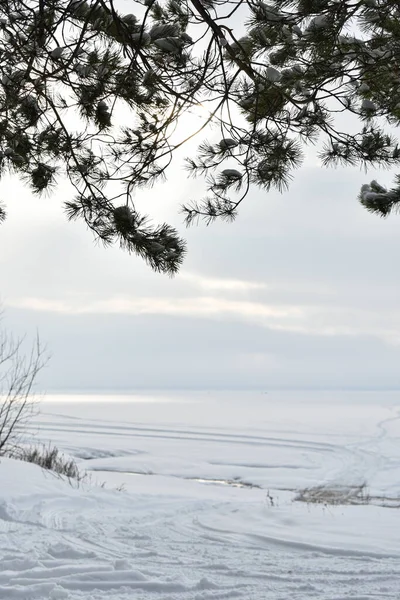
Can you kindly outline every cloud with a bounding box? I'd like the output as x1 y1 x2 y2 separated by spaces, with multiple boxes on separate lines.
1 161 400 390
8 293 301 320
6 308 400 391
7 290 400 347
180 272 268 292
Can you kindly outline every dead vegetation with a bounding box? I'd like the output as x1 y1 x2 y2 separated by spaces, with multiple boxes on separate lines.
295 483 400 508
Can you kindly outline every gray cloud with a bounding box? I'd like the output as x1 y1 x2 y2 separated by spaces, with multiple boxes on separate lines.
5 308 400 392
1 159 400 391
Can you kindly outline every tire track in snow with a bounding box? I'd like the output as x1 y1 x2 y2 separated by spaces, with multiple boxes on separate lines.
3 484 399 600
4 399 399 600
324 406 400 492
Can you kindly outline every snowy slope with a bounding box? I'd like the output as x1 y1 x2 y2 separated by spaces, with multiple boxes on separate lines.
1 390 399 599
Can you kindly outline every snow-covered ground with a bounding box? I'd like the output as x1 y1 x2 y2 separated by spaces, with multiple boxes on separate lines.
1 390 400 599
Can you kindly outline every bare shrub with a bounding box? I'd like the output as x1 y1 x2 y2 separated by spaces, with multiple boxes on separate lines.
0 327 46 456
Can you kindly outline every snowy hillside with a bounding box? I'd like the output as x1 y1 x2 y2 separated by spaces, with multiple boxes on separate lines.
1 390 399 599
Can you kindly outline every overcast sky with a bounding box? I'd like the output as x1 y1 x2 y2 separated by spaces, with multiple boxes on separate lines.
1 2 400 393
1 146 400 392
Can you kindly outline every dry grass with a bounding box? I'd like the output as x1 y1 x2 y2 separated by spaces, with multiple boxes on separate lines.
295 483 370 506
15 444 87 484
295 483 400 508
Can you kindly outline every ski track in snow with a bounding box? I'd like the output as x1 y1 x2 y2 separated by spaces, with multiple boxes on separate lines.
1 391 400 599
